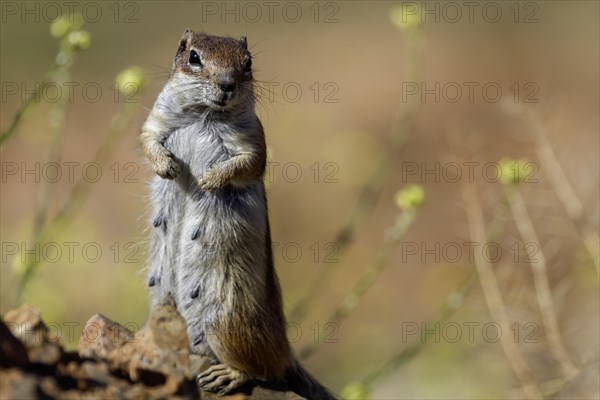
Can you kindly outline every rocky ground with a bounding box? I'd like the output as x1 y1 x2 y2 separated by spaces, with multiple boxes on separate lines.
0 297 304 400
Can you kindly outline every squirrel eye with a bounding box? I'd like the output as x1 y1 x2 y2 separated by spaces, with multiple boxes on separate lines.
244 58 252 72
189 50 201 66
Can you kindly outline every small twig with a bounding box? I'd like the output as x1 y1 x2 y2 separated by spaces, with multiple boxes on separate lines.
358 190 512 389
461 178 542 399
506 186 579 379
444 119 542 398
289 29 422 323
503 104 599 275
298 207 419 360
28 66 72 272
16 101 141 301
0 64 60 146
360 270 478 389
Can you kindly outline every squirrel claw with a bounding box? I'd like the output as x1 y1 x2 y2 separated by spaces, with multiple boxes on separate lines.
153 152 181 180
197 364 249 394
198 180 216 191
198 170 224 191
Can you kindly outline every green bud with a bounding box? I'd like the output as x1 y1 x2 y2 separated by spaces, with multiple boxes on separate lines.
65 30 91 51
50 14 83 39
390 5 421 32
499 158 531 185
115 66 147 95
394 184 425 210
341 382 370 400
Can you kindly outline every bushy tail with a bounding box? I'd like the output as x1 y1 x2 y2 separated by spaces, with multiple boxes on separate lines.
285 360 336 400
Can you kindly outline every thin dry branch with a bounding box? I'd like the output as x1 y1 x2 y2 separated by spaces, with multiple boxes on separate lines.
298 207 419 360
507 187 579 379
359 184 513 389
15 101 141 302
289 29 423 323
0 64 60 146
503 103 599 275
460 178 542 400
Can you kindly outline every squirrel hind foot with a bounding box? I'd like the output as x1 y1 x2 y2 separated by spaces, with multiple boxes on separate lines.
197 364 251 395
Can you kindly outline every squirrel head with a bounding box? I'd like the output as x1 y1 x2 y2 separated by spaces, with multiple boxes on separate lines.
170 29 254 111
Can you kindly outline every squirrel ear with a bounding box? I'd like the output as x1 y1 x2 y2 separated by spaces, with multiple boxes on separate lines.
176 29 193 58
239 36 248 50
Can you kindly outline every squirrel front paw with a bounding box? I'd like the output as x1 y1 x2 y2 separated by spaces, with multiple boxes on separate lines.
152 151 181 180
198 168 226 191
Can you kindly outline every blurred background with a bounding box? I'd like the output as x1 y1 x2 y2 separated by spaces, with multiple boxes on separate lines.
1 1 598 398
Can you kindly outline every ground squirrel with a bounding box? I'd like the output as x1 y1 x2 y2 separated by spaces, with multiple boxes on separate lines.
140 30 334 399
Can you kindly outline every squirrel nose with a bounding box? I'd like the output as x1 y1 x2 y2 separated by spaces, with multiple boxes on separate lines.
217 77 236 92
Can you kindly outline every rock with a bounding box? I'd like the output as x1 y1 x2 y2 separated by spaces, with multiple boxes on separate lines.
4 304 56 346
78 314 135 360
111 294 197 397
0 320 28 368
0 369 40 399
4 304 63 366
0 296 306 400
202 386 307 400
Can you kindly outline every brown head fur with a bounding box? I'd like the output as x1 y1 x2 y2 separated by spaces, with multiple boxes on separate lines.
169 29 253 109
